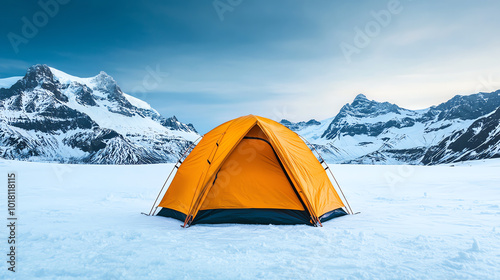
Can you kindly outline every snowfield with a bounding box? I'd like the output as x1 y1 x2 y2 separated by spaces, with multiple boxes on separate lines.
1 159 499 279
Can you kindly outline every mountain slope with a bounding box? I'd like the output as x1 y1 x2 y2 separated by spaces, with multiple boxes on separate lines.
0 64 199 164
422 107 500 164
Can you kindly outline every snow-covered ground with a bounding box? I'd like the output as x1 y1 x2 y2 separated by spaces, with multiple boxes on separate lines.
1 159 499 279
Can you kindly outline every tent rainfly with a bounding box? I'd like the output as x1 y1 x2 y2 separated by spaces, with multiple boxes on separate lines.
152 115 352 227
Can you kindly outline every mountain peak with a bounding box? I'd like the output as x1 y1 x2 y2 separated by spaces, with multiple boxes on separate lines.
354 93 368 101
279 119 321 131
344 93 400 115
95 71 114 81
25 64 55 83
428 90 500 121
26 64 52 75
321 94 404 139
350 94 371 109
93 70 116 85
19 64 61 92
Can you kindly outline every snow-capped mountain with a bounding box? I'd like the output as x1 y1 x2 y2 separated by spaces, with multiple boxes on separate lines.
281 92 500 165
0 64 199 164
422 106 500 164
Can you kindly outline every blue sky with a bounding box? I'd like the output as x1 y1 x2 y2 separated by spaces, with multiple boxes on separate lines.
1 0 500 133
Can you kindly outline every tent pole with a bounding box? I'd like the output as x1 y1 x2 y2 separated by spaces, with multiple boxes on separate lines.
148 163 177 216
182 119 249 227
146 136 202 216
328 168 354 215
182 132 226 227
298 135 354 215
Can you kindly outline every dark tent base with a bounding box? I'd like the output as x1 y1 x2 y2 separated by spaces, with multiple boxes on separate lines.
319 208 348 222
157 207 347 226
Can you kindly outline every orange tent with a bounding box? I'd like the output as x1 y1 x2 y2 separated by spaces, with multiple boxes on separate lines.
156 115 350 226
